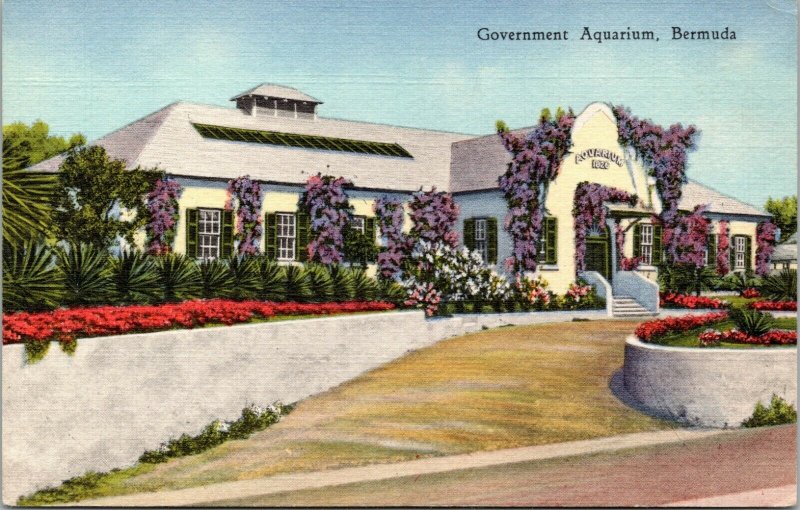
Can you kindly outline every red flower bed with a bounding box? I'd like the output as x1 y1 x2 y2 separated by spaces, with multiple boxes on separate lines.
3 300 396 345
635 312 728 343
699 329 797 347
659 292 729 310
740 288 761 299
748 300 797 311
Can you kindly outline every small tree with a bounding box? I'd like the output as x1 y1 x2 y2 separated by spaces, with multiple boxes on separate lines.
52 146 163 249
764 196 796 242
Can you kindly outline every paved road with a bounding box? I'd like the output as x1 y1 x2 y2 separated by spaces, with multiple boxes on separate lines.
75 425 795 507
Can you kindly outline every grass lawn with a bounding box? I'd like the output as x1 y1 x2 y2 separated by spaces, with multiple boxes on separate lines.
20 320 674 504
648 317 797 348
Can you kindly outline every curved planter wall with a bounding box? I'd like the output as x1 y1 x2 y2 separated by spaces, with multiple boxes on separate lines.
623 336 797 428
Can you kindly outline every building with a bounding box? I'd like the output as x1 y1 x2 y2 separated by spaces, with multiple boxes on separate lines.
30 84 772 307
771 233 797 272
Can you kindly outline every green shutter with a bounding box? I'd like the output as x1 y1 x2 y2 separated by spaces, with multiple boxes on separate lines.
745 235 752 271
632 224 642 258
221 210 234 257
463 218 475 251
487 217 498 264
652 224 663 264
545 217 557 264
265 213 277 260
296 212 310 262
730 236 736 272
706 234 717 267
365 217 377 262
185 209 198 258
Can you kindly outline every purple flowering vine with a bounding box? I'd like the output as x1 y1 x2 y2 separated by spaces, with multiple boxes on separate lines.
614 106 699 262
716 220 731 275
408 188 460 248
374 196 409 279
756 220 777 276
226 176 264 255
664 205 711 268
145 178 182 255
497 110 575 272
299 173 353 264
573 182 637 273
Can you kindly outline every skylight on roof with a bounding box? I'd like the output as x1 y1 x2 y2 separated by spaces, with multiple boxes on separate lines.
192 123 413 159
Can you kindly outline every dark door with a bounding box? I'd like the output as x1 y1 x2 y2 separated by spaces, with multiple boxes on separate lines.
585 236 611 281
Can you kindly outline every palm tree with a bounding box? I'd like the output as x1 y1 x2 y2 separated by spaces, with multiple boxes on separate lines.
2 138 57 247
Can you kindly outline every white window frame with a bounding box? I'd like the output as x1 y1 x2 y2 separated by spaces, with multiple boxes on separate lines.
351 215 366 234
735 236 746 270
640 224 654 265
198 208 221 260
474 218 488 262
277 213 296 261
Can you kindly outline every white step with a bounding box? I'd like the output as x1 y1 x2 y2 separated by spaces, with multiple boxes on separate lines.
611 296 656 317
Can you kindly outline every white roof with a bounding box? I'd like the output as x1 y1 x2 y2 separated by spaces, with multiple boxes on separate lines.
772 233 797 262
29 102 472 192
678 180 768 217
230 83 322 103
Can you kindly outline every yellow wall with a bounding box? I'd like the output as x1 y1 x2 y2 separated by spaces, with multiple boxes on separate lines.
173 186 230 254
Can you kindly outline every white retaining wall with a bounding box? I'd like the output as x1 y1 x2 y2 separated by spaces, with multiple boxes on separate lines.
2 309 604 502
623 336 797 428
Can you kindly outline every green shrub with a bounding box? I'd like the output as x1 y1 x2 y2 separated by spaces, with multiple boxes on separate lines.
156 253 201 302
742 394 797 427
658 263 717 295
198 259 233 299
284 265 313 302
109 250 162 305
729 306 774 336
306 264 335 302
2 240 64 312
761 269 797 301
352 269 379 301
24 340 50 364
226 255 261 301
57 242 114 306
379 279 407 305
253 256 286 302
328 265 356 302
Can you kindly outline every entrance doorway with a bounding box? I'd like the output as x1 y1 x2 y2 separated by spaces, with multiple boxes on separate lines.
585 231 611 281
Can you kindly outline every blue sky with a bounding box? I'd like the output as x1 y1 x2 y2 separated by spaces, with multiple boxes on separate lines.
3 0 797 207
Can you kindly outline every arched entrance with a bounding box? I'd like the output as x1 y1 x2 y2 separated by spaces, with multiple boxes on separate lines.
584 226 611 281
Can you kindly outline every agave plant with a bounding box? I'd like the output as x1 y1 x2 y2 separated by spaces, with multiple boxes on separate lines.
2 240 64 311
109 250 162 304
198 259 234 299
378 279 407 304
351 268 379 301
306 264 335 302
226 255 261 301
761 269 797 302
2 138 57 247
57 242 113 306
729 307 774 337
253 256 286 302
156 253 201 302
327 265 355 302
284 265 313 303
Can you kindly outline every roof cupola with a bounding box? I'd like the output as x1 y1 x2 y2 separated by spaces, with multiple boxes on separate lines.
231 83 322 120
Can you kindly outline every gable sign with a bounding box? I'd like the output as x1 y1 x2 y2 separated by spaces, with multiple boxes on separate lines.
574 148 624 169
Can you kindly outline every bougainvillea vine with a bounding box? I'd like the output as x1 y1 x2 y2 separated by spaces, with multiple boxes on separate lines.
716 220 730 275
374 196 409 279
407 187 460 247
299 173 354 264
145 178 182 255
614 106 699 261
572 182 637 273
755 220 777 276
496 109 574 272
226 176 263 255
664 205 711 268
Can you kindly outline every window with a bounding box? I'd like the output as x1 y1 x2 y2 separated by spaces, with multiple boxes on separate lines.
735 236 746 270
351 215 366 234
277 213 296 261
474 218 488 262
640 224 653 265
198 209 221 259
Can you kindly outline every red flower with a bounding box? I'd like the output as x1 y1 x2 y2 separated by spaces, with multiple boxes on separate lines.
659 292 729 310
749 300 797 311
636 312 728 342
